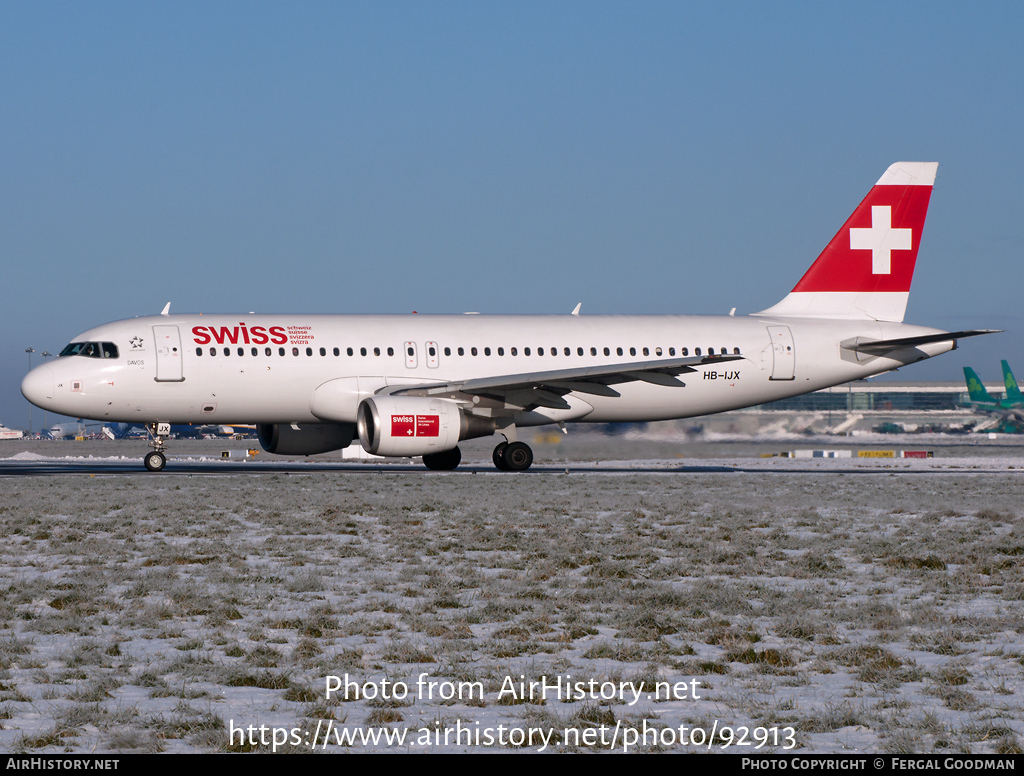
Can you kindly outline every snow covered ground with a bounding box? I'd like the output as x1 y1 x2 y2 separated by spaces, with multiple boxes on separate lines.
0 437 1022 753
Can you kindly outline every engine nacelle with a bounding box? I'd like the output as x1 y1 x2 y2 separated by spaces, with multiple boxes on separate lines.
357 396 493 456
257 422 355 455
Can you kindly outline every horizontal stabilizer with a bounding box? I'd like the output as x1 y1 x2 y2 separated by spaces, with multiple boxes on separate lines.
842 330 999 356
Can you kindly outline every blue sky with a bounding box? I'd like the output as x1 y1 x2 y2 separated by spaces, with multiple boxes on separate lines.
2 2 1022 429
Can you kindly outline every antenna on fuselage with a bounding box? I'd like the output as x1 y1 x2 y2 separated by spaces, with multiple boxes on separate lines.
160 303 171 316
571 303 581 316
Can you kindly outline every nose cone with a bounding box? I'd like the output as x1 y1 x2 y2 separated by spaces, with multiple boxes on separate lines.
21 365 54 410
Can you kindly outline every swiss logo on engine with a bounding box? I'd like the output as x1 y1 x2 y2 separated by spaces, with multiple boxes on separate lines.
391 415 416 436
391 415 439 437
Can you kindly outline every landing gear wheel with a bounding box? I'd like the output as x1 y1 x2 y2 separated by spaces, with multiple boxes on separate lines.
423 446 461 471
492 442 510 471
144 451 166 472
502 441 533 472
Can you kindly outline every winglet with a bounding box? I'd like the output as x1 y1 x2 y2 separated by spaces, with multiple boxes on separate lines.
571 303 581 316
160 303 171 316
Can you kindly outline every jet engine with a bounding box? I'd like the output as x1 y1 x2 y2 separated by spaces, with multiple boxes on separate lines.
257 422 355 455
357 396 494 456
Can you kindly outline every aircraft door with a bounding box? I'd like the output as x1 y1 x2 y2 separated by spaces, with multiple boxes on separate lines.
425 341 439 368
766 325 795 381
404 341 418 369
153 325 185 382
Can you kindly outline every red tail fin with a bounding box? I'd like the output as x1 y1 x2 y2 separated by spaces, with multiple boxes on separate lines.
759 162 937 322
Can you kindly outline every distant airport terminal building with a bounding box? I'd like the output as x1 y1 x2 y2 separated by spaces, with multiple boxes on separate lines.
758 381 974 413
697 379 1007 435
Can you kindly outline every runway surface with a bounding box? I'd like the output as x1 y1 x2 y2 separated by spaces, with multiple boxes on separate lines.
3 434 1024 476
2 454 1022 477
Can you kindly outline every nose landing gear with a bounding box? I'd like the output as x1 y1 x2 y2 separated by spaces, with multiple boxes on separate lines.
144 422 171 472
144 450 166 472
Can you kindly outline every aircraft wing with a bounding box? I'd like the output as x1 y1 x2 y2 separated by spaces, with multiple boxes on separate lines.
383 353 744 410
843 330 999 356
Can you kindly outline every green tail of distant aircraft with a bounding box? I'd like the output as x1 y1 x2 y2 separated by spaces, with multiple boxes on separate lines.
963 362 1024 430
964 366 999 407
1002 360 1023 404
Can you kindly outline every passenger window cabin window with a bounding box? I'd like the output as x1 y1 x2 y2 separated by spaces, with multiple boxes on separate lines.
360 347 367 356
525 347 531 356
695 347 702 356
458 347 464 356
681 347 688 356
333 347 340 356
238 347 244 356
511 347 518 356
444 347 451 356
210 347 217 356
497 347 504 356
484 347 490 356
630 347 636 356
388 347 394 356
642 347 649 356
471 347 478 356
590 347 597 356
279 347 285 356
655 347 661 356
617 347 623 356
347 347 353 356
319 347 326 356
734 347 740 354
576 347 582 356
306 347 312 356
669 347 675 356
407 346 414 356
374 347 380 356
266 347 273 356
252 347 258 356
537 348 544 356
293 347 299 356
428 346 435 356
224 348 231 357
196 347 202 356
604 347 610 356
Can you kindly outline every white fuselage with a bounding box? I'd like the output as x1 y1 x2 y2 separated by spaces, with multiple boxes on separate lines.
22 312 952 427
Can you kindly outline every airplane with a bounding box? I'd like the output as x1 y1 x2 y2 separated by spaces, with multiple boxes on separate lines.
1003 360 1023 405
0 422 24 441
21 162 996 472
962 361 1024 428
45 421 91 439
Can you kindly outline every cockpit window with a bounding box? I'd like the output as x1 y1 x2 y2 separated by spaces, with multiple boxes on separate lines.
59 341 119 359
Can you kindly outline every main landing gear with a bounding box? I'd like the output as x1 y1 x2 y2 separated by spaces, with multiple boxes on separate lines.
144 422 171 473
423 446 462 471
492 440 533 472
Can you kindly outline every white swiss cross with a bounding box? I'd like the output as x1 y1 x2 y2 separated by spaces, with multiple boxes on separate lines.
849 205 912 275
